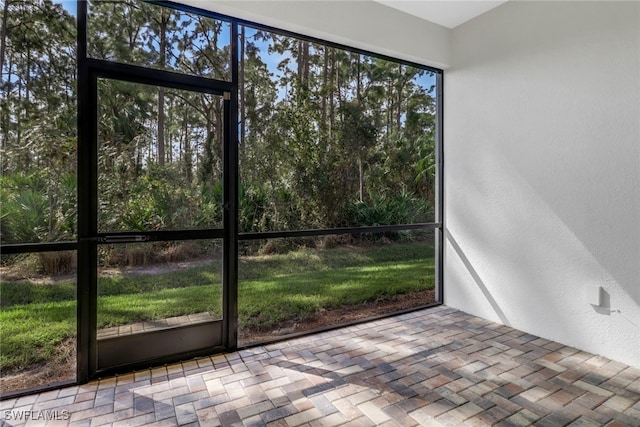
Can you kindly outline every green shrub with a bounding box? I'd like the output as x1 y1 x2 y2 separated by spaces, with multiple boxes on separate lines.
348 191 432 227
0 171 76 244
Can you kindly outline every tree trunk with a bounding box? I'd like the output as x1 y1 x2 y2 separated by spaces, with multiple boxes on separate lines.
157 88 165 165
25 46 30 105
0 0 9 81
387 77 395 139
329 50 335 140
297 40 303 87
356 54 361 102
47 176 55 239
183 112 192 184
202 117 214 183
0 0 9 173
297 40 310 91
321 46 328 135
16 61 22 158
167 96 173 163
239 26 245 146
358 155 364 202
156 11 168 166
396 64 402 131
336 56 344 121
302 41 309 90
135 137 142 177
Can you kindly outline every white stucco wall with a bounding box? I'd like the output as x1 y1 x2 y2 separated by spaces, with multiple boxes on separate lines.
177 0 451 69
445 1 640 367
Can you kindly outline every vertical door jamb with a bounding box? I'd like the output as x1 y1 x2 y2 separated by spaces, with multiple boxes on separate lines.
223 21 240 350
76 0 93 383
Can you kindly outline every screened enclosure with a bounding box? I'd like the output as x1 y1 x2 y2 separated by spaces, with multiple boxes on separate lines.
0 0 442 397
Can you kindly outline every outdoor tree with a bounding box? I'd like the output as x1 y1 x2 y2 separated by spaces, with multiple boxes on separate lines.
0 0 436 241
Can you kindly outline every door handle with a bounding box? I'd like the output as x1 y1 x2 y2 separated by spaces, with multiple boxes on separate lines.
100 235 150 244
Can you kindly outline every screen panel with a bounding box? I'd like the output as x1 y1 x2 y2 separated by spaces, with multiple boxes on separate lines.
97 78 225 233
238 230 435 345
238 25 436 233
96 239 223 339
0 250 77 393
88 0 232 82
0 1 77 245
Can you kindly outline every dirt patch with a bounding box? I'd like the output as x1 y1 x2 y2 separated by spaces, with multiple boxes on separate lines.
99 257 213 276
0 338 76 394
239 289 435 344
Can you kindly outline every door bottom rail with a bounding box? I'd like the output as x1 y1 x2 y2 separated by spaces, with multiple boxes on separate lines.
96 312 218 339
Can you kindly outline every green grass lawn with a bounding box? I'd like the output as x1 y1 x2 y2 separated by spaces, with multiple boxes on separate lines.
0 241 434 372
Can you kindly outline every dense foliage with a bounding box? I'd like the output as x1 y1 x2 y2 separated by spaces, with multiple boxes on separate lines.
1 0 76 243
0 0 436 244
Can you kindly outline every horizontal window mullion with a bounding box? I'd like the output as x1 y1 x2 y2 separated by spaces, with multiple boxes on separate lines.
85 58 234 94
95 229 225 243
239 223 439 241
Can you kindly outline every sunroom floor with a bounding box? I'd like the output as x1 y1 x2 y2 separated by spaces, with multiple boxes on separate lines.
2 306 639 426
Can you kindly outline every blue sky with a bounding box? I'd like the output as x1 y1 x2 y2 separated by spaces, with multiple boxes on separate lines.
54 0 76 16
242 25 435 98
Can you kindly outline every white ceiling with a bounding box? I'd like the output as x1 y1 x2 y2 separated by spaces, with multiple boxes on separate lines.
374 0 508 29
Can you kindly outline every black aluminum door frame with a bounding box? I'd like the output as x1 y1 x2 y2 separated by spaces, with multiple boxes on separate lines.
77 58 237 378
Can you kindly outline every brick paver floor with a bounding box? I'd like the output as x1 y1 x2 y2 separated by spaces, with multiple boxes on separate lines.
2 306 639 426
